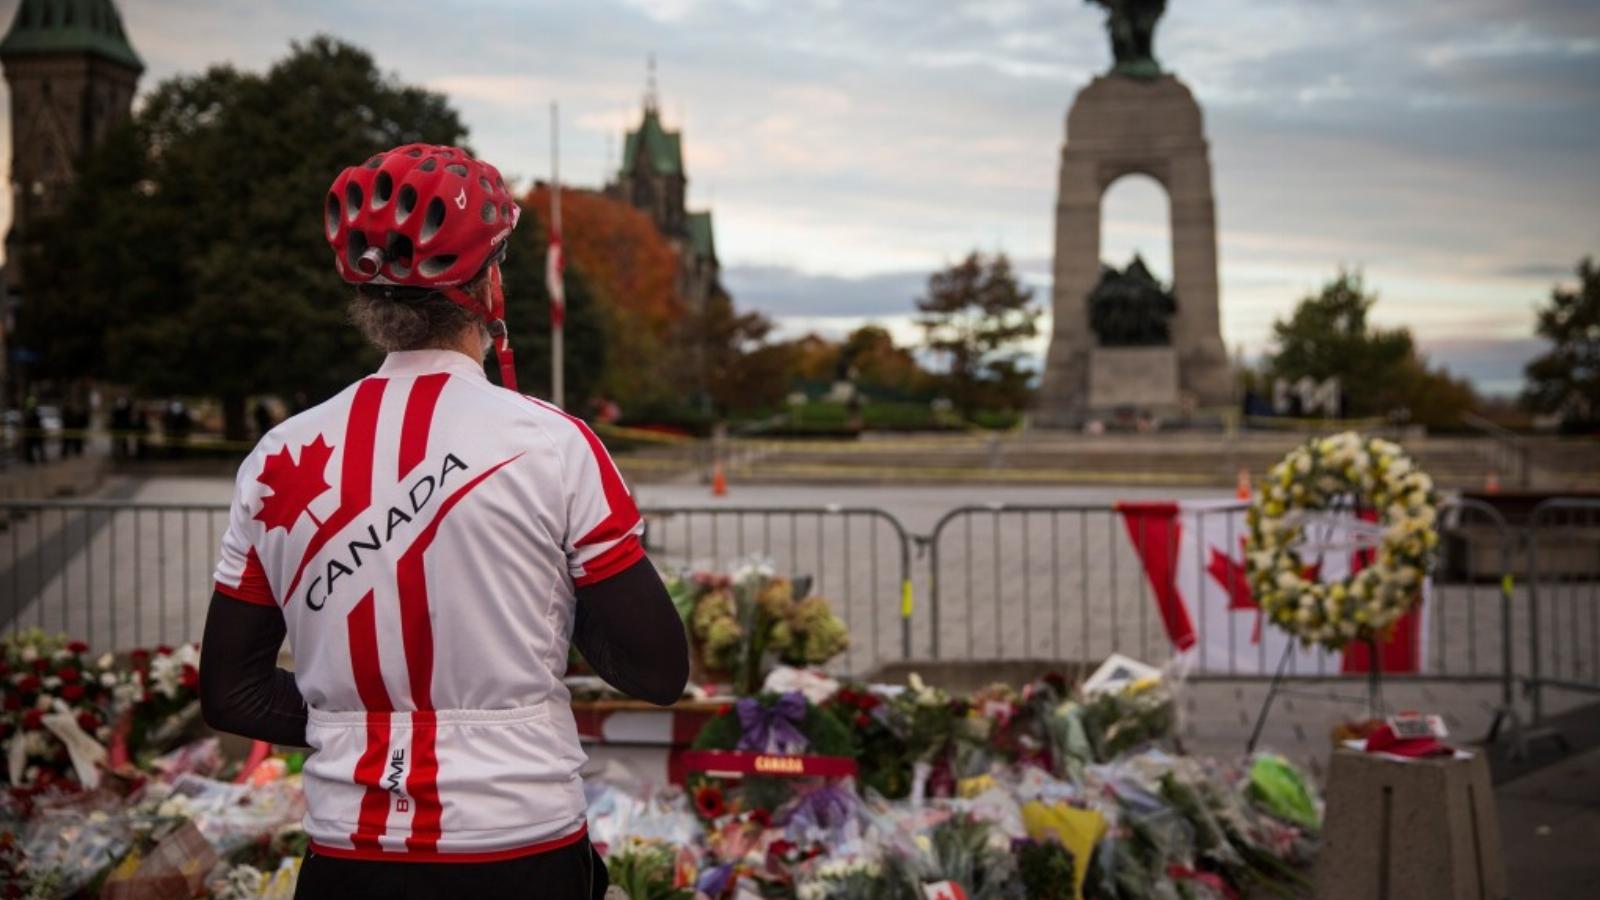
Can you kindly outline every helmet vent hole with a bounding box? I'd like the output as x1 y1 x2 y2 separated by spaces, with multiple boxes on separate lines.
419 157 438 173
372 172 393 209
344 183 363 221
480 201 497 224
363 155 384 169
386 232 414 278
479 176 492 192
345 229 370 273
325 193 341 239
418 255 457 278
406 148 424 158
446 163 468 177
396 184 418 223
420 197 447 243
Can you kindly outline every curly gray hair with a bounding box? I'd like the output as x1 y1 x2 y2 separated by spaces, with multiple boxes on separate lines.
348 280 489 354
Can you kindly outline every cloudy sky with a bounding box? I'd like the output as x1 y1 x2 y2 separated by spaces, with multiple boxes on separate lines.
4 0 1597 394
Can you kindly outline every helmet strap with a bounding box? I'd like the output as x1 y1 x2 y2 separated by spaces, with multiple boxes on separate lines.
440 261 517 392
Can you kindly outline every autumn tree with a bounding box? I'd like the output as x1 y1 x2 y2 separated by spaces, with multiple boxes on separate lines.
915 252 1040 414
522 186 684 410
16 37 467 440
1522 257 1599 430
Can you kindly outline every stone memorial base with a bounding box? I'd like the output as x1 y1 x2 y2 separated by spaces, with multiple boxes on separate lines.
1314 748 1506 900
1087 346 1180 412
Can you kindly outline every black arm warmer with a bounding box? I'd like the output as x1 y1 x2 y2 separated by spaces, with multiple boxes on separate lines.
199 591 310 748
573 557 690 706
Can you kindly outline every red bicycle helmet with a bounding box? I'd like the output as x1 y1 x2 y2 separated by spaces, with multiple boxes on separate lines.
326 144 524 388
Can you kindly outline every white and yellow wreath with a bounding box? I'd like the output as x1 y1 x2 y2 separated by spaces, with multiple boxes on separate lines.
1245 431 1440 649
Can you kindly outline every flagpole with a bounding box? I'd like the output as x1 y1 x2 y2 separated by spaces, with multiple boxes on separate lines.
550 100 564 410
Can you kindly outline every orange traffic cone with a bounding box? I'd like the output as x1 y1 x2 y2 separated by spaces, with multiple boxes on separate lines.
1235 467 1252 501
711 462 728 497
1484 470 1501 494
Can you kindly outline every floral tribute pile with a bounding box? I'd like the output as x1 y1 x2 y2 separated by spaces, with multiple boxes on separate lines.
0 632 308 899
591 668 1322 900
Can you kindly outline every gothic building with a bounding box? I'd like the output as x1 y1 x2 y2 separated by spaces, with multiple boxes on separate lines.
0 0 142 398
1 0 141 249
605 83 721 316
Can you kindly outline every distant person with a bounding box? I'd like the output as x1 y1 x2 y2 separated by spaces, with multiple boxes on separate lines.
252 399 274 440
61 402 88 457
162 400 193 458
199 143 685 900
110 397 134 459
21 398 43 465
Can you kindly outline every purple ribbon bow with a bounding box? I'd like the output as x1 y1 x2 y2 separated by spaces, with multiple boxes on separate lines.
736 692 809 753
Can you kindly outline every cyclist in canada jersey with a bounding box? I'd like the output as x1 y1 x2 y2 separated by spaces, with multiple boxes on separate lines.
199 144 688 900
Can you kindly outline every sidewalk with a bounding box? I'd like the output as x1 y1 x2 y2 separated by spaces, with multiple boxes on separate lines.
1497 745 1600 899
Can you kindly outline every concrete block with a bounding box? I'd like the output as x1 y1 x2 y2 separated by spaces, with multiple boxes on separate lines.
1315 749 1507 900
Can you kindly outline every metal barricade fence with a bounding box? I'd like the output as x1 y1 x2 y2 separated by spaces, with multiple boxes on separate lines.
922 499 1519 692
0 499 228 652
0 495 1548 711
0 499 917 677
1524 498 1600 723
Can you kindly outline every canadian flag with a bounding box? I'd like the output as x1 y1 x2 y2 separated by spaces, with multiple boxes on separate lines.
546 231 565 329
1119 499 1431 675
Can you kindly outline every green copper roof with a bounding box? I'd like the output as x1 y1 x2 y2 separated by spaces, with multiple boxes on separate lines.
622 107 682 177
1 0 142 71
687 211 715 261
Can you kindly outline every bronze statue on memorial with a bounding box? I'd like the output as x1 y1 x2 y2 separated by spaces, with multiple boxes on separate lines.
1088 255 1177 347
1085 0 1167 80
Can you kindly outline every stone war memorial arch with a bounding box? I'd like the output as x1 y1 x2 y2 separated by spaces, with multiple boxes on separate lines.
1036 0 1232 426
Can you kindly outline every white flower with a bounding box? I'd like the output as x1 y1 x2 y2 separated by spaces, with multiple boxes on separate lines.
97 653 114 671
20 645 37 663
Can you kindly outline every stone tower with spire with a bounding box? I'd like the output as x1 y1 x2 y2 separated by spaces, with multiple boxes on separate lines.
605 60 720 315
0 0 141 402
1 0 142 246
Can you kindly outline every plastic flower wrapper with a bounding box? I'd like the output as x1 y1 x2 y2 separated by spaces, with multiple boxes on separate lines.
882 812 1022 900
20 807 140 899
1077 676 1179 762
777 782 864 847
585 782 702 851
1246 754 1320 832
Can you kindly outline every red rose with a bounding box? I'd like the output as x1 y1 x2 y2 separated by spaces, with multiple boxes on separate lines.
57 667 79 684
693 785 727 819
156 645 174 656
854 712 871 729
0 661 9 676
29 659 48 673
180 664 200 691
835 688 857 706
76 712 100 732
748 808 772 828
21 710 42 731
60 684 85 702
716 704 733 717
130 649 151 663
859 693 882 711
768 838 795 859
17 676 40 694
67 641 89 655
2 696 18 712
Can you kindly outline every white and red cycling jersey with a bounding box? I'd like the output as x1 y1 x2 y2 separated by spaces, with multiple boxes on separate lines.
212 349 643 861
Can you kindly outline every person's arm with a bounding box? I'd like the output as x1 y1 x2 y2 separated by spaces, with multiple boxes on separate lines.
199 591 310 747
572 557 689 706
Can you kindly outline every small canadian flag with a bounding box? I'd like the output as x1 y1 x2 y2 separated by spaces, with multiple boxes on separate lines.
923 882 969 900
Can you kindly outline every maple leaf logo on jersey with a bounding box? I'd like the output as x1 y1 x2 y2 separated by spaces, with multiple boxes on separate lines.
254 435 335 532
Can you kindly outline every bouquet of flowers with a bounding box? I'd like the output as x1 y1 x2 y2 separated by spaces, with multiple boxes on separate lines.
673 565 849 695
604 837 696 900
